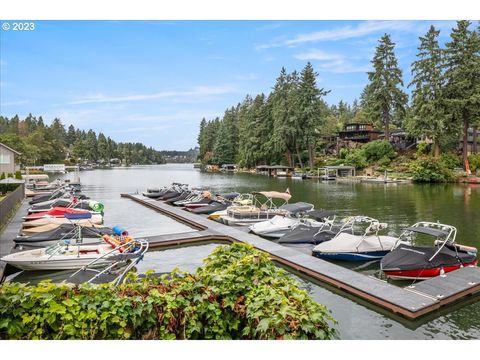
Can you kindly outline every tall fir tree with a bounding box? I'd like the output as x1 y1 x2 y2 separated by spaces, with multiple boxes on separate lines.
364 34 408 138
444 20 480 166
407 25 450 158
296 62 329 168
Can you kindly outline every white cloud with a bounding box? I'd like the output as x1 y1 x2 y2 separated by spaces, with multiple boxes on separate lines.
121 110 222 123
68 85 236 105
317 59 371 74
257 20 417 49
294 50 344 61
1 100 29 106
294 49 370 73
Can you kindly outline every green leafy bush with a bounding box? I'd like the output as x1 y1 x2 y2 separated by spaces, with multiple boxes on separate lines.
468 154 480 172
0 183 21 194
409 156 455 183
362 140 396 162
14 170 22 180
0 243 337 340
344 150 368 169
339 148 349 160
0 173 4 180
440 153 461 170
416 142 430 156
377 156 392 168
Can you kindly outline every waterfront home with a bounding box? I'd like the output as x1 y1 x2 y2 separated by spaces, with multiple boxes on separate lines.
220 164 237 172
338 123 383 145
255 165 294 177
0 143 21 175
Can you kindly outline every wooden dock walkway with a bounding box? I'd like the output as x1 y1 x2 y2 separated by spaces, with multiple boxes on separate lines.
122 193 480 320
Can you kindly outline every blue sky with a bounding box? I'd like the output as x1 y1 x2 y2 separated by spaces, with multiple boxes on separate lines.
0 20 460 150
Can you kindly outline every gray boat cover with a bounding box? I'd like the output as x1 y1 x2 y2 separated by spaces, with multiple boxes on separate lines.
404 226 449 237
307 210 337 220
279 202 314 215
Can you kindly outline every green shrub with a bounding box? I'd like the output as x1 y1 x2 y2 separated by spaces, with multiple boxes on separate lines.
377 156 392 170
440 153 461 170
409 156 455 183
362 140 396 162
344 150 368 169
0 243 337 340
468 154 480 172
416 142 431 157
0 183 20 193
14 170 22 180
0 173 4 180
339 148 349 160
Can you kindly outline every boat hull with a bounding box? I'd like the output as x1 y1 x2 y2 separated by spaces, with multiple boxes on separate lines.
383 261 478 280
312 250 390 262
0 243 121 271
4 257 113 271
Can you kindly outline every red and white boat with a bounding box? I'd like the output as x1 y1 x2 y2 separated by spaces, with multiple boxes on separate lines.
23 207 96 221
380 222 477 280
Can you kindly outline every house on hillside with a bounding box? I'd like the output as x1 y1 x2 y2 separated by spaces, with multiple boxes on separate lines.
0 143 21 175
338 123 383 145
458 127 479 155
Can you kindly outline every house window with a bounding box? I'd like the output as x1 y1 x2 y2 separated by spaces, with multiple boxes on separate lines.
0 153 11 164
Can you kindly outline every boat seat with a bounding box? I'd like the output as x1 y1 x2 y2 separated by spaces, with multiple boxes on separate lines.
79 249 100 254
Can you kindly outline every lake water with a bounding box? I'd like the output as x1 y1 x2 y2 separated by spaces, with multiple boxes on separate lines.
11 164 480 339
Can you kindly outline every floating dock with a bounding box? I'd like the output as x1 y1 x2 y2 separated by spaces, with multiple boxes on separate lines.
122 193 480 320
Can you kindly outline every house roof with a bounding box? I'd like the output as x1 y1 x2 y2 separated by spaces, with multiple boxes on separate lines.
0 142 21 155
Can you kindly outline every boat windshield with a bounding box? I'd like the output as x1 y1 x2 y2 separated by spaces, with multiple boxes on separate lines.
45 243 63 255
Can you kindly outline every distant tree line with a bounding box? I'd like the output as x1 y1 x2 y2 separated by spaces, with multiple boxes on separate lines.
0 114 165 166
160 148 199 163
198 21 480 168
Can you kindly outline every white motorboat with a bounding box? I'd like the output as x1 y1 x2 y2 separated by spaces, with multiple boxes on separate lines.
1 235 145 271
248 202 319 238
312 216 399 261
220 191 292 226
207 193 254 222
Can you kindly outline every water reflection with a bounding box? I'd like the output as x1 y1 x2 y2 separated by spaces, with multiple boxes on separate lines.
41 165 480 339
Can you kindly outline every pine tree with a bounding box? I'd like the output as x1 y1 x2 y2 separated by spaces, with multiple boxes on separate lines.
270 67 298 167
97 133 109 162
407 25 450 158
444 20 480 166
66 125 76 147
296 62 329 168
364 34 408 138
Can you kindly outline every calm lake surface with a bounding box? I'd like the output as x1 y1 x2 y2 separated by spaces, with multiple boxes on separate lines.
13 164 480 339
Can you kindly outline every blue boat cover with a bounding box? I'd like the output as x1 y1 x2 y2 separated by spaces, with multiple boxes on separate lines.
65 212 92 220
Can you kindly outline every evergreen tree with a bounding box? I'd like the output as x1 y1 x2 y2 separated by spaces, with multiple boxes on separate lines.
46 118 67 161
66 125 76 147
444 20 480 166
270 67 298 167
364 34 408 138
97 133 109 162
407 25 450 158
296 62 329 168
84 130 98 162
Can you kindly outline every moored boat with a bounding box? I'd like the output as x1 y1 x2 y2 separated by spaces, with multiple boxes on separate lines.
248 202 316 238
312 216 399 261
380 222 478 280
219 191 291 226
1 233 142 271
